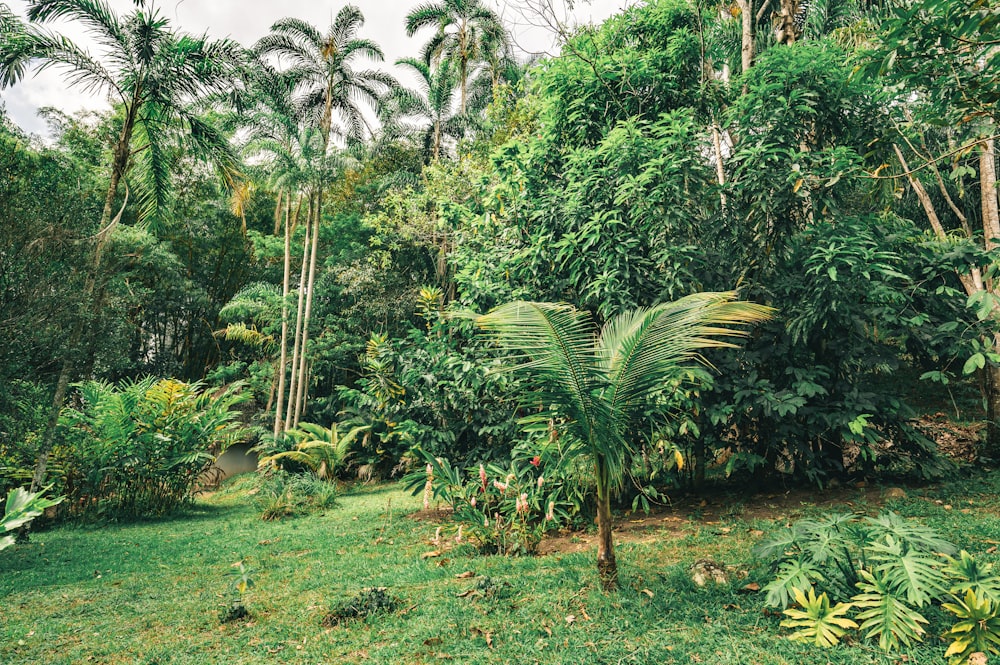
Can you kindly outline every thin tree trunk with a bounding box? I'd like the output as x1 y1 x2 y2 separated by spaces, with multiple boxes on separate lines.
285 194 312 429
273 192 293 440
736 0 754 75
982 138 1000 252
595 455 618 591
30 120 134 495
293 190 322 427
273 189 284 236
981 138 1000 455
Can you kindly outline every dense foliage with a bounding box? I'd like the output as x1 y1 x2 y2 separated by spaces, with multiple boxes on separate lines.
1 0 999 556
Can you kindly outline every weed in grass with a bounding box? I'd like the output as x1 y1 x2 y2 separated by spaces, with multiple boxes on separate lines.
322 587 401 627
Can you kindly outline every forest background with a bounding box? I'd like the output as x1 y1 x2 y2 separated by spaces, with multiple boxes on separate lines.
1 0 999 522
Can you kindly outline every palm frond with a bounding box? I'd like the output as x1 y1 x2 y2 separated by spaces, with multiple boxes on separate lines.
600 291 774 415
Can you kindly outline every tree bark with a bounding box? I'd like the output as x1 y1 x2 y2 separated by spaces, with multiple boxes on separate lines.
273 191 293 440
986 362 1000 459
293 190 322 427
285 195 312 430
736 0 754 76
595 455 618 591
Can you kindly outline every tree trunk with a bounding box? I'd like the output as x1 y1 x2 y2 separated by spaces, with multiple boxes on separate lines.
293 190 322 427
285 195 312 429
985 362 1000 459
595 456 618 591
736 0 754 75
29 116 135 496
273 192 293 440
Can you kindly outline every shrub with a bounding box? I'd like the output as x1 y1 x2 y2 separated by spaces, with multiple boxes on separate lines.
322 588 400 627
757 512 1000 662
404 447 574 555
1 486 62 551
253 470 338 520
57 378 248 519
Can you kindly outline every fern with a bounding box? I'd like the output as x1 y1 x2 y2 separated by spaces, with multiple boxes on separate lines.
852 568 929 651
781 587 858 647
764 557 825 608
943 589 1000 665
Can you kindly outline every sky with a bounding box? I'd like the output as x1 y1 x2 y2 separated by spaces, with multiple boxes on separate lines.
0 0 634 138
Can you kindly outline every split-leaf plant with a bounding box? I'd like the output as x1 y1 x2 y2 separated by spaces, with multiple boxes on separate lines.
758 511 1000 662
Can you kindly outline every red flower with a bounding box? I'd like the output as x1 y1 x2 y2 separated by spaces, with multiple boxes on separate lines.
530 456 541 467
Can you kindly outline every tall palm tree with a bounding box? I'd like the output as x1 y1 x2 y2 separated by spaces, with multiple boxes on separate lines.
255 6 395 150
255 7 389 426
0 0 243 493
476 292 773 590
385 57 468 162
405 0 510 114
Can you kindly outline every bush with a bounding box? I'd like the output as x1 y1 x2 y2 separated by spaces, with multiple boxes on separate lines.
56 377 248 520
757 512 1000 662
405 447 574 555
253 470 338 520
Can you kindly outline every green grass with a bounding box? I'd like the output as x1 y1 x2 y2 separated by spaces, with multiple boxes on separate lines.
4 473 1000 664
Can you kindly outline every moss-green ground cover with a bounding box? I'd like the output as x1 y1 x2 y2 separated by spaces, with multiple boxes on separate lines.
4 473 1000 664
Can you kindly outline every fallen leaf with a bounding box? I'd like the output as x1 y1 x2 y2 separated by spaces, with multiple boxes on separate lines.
421 550 442 559
580 608 591 621
435 558 451 567
739 582 761 594
987 546 998 554
565 615 576 625
723 603 741 611
455 571 476 579
424 638 442 647
641 589 654 599
456 589 476 598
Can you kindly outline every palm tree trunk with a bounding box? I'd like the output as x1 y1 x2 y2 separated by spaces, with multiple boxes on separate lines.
285 194 312 429
273 191 293 440
595 455 618 591
293 190 322 427
736 0 754 76
981 138 1000 455
30 119 135 495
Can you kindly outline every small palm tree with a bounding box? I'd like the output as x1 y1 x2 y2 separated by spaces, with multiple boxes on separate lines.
475 292 773 590
258 422 369 481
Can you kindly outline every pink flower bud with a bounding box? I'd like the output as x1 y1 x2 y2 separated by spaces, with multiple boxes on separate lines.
537 475 544 489
470 496 477 508
455 525 463 543
517 493 529 514
479 464 487 493
545 501 555 522
493 480 507 492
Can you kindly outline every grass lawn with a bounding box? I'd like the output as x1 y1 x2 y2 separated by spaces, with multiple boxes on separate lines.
4 472 1000 664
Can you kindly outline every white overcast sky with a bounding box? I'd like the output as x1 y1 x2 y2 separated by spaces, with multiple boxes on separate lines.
1 0 633 137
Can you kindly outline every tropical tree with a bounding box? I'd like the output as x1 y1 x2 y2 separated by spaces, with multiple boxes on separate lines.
405 0 510 114
0 0 243 493
255 5 394 149
385 57 468 161
475 292 773 589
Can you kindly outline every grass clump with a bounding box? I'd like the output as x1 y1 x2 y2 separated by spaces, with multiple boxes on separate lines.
322 587 400 627
253 470 338 520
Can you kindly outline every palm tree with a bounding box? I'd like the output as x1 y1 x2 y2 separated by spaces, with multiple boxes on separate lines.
405 0 510 114
0 0 243 493
254 6 395 149
476 292 773 590
385 57 468 162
